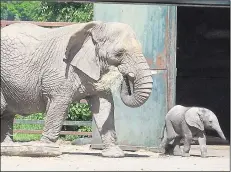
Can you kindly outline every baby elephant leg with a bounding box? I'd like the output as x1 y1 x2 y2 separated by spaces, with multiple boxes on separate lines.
197 132 207 158
165 118 177 142
172 137 182 156
182 134 192 157
159 128 168 153
182 123 193 157
165 137 182 156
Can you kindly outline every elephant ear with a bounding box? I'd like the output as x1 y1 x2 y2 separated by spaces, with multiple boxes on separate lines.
185 107 204 131
64 21 102 81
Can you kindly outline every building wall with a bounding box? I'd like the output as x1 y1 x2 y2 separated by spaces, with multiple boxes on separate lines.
92 3 177 147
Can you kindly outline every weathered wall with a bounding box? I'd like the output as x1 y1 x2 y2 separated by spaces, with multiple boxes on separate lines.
92 3 177 147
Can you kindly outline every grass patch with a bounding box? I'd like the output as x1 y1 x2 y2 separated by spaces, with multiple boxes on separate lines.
13 124 43 142
13 113 92 142
13 113 44 142
13 123 85 142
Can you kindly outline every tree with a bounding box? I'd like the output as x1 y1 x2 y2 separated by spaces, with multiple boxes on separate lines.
1 1 93 22
1 1 40 21
37 2 93 22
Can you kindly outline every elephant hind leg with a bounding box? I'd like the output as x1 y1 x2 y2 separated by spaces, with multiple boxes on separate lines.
159 128 168 154
172 137 182 156
1 112 14 143
165 117 177 142
41 96 71 143
1 92 7 115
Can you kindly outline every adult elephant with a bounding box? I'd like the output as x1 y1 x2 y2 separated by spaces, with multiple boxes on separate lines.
1 21 153 157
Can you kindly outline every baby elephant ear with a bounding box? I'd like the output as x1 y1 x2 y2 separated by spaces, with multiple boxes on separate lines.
185 107 204 131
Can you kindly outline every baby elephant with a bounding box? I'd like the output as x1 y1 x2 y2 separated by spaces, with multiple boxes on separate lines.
159 105 226 158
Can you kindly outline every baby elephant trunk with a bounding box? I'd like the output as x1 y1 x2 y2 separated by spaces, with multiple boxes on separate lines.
214 125 226 140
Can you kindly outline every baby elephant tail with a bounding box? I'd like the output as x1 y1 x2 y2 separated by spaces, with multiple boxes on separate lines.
159 123 166 141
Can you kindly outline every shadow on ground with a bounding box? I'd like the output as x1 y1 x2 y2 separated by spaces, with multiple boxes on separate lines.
158 153 224 158
62 151 149 158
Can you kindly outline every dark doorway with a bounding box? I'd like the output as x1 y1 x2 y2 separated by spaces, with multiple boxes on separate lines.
176 7 230 143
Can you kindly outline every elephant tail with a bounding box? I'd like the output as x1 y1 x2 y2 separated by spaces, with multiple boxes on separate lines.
159 123 166 140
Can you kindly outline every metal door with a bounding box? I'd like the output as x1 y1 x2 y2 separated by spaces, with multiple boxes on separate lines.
92 3 177 148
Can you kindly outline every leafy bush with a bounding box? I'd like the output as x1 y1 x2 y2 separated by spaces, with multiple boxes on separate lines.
1 1 40 21
67 103 92 121
36 2 93 22
62 103 92 140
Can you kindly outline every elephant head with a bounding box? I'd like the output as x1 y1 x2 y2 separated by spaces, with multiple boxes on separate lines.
185 107 226 140
64 21 153 107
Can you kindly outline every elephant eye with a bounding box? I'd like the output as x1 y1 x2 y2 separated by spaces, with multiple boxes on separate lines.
115 48 126 57
209 119 213 125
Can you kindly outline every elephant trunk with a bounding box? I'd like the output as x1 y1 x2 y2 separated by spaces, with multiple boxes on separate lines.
120 56 153 108
214 124 226 140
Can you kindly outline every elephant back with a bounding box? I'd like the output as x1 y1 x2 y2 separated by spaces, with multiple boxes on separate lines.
1 23 52 54
29 23 98 63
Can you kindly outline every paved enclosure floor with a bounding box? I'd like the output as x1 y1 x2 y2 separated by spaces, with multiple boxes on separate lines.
1 144 230 171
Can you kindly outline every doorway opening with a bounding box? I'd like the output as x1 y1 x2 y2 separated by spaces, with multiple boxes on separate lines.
176 6 230 144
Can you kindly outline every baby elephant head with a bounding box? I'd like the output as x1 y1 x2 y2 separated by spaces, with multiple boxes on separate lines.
185 107 226 140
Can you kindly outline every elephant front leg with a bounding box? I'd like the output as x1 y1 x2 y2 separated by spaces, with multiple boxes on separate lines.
41 96 71 143
182 133 192 157
197 132 207 158
181 122 193 157
88 93 124 158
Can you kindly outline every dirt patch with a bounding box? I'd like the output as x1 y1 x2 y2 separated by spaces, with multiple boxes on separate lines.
1 144 230 171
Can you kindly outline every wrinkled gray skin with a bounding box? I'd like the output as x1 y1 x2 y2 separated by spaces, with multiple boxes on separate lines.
1 21 153 157
159 105 226 158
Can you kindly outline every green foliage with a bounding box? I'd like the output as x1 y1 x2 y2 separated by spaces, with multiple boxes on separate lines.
62 102 92 139
15 113 44 120
1 1 40 21
37 2 93 22
1 1 93 22
67 103 92 121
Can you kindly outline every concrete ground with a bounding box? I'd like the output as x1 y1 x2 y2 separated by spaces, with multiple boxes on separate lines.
1 144 230 171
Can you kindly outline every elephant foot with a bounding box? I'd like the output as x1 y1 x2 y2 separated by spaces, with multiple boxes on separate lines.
173 146 182 156
201 151 207 158
200 147 207 158
1 135 13 144
201 154 207 158
102 145 125 158
173 151 182 156
157 147 165 154
165 144 174 155
40 135 56 143
182 152 190 157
